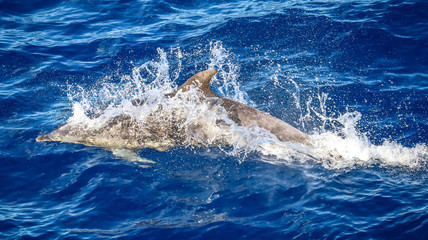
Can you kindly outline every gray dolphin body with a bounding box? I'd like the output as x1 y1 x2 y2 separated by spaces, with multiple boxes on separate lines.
36 69 311 152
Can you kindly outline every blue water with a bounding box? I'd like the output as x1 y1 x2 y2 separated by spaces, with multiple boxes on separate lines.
1 0 428 239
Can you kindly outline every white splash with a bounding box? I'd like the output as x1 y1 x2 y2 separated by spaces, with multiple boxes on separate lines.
309 112 428 169
62 41 427 170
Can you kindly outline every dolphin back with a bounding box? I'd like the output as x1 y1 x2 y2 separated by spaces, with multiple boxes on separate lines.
220 97 311 145
174 69 311 145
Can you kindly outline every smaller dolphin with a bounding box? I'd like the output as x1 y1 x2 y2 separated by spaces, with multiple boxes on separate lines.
37 69 311 161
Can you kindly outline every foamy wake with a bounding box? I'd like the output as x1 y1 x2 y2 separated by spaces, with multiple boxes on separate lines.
63 41 427 170
308 112 428 170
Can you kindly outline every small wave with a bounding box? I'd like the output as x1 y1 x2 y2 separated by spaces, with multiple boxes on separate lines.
309 112 428 170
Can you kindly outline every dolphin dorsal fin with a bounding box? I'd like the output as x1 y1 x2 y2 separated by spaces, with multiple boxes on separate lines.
173 69 218 97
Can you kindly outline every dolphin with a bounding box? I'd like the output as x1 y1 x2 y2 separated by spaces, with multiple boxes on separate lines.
36 69 311 160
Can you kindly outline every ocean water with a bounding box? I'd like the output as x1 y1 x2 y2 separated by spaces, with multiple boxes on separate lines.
1 0 428 239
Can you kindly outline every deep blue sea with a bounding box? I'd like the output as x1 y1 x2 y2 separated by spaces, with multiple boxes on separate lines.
1 0 428 239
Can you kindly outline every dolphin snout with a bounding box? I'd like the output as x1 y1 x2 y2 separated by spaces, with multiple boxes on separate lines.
36 134 52 142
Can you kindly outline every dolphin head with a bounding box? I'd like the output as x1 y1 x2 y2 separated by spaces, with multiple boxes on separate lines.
36 133 56 142
36 122 82 144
